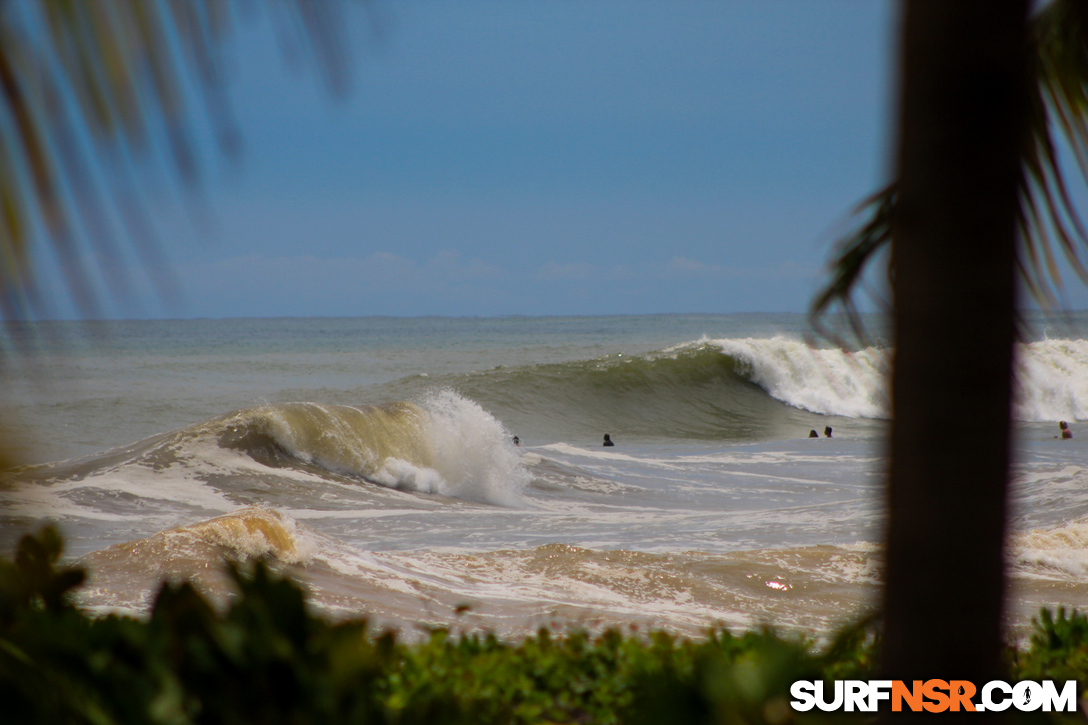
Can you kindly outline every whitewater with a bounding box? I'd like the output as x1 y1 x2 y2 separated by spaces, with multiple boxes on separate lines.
2 313 1087 641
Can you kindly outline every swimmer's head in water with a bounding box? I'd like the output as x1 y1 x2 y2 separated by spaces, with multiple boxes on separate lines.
824 426 833 438
809 430 819 438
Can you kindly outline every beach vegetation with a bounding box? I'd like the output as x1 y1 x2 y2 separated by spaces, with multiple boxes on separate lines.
2 528 1085 724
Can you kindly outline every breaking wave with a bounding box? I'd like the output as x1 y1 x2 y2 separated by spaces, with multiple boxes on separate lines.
1014 338 1088 422
24 390 528 509
441 336 1088 441
212 391 526 505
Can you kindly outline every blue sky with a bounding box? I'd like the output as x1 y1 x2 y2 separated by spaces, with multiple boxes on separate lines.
58 1 911 318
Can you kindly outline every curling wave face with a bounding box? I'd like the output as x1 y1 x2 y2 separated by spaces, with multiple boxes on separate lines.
3 390 527 548
75 507 314 614
434 336 1088 446
203 391 527 505
701 337 888 418
438 336 890 444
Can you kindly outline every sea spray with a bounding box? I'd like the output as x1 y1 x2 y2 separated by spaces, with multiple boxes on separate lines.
700 337 889 419
1013 339 1088 422
216 393 526 505
704 335 1088 424
415 389 528 506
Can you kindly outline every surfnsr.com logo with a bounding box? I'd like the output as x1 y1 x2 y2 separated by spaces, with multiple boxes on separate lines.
790 680 1078 713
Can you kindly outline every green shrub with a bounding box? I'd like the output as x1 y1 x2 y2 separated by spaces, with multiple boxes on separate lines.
1011 608 1088 686
1 528 1086 724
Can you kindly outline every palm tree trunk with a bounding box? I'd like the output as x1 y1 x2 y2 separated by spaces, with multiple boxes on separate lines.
882 0 1029 707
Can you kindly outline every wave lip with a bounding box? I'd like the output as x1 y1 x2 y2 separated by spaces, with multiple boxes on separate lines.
698 336 889 419
74 507 312 615
661 335 1088 423
218 400 432 478
1014 338 1088 422
215 391 526 506
706 335 1088 423
181 507 311 564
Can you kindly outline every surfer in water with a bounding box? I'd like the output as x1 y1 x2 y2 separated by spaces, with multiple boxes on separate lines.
808 430 819 438
603 434 615 447
1059 421 1072 439
824 426 833 438
512 436 520 446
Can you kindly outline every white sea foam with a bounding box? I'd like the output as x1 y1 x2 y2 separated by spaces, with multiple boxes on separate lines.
0 454 238 531
1014 338 1088 421
180 507 318 565
370 457 446 494
703 336 889 418
1011 516 1088 579
682 336 1088 422
209 393 527 506
418 389 528 506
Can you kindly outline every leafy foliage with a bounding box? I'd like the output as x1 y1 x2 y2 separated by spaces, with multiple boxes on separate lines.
0 528 874 725
0 0 356 323
1 528 1086 724
1011 607 1088 686
808 185 894 346
812 0 1088 334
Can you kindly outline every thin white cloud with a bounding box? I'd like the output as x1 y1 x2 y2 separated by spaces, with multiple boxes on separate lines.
425 251 504 281
537 262 594 281
665 256 817 281
187 250 505 288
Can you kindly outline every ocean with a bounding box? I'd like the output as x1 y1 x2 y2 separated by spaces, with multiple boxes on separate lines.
2 312 1087 642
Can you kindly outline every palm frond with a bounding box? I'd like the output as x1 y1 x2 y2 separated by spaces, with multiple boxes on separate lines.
809 184 895 346
0 0 359 323
1021 0 1088 302
813 0 1088 334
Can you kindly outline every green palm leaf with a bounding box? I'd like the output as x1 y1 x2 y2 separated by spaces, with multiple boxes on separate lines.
0 0 356 323
812 0 1088 332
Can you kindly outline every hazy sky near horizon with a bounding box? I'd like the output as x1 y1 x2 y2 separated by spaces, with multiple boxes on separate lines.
50 0 1055 319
